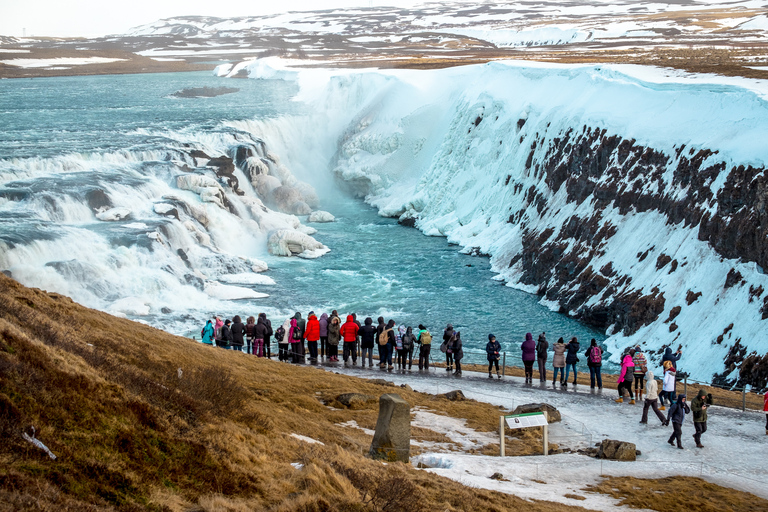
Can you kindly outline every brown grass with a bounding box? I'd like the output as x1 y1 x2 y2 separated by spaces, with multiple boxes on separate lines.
584 476 768 512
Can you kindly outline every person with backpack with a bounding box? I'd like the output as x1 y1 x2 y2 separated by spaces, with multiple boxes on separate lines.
318 313 329 360
450 331 464 376
552 337 566 386
289 318 303 363
417 324 432 370
254 314 270 357
376 317 387 368
691 389 710 448
328 315 341 362
536 332 548 382
261 313 274 358
659 361 677 410
275 324 288 361
305 312 321 362
521 332 536 384
294 312 306 362
615 349 635 403
341 314 360 366
219 319 233 349
666 393 690 449
442 323 455 372
585 339 603 389
401 326 417 370
640 370 666 425
201 319 214 346
486 334 501 379
359 317 377 368
244 316 256 354
379 320 396 370
395 325 406 370
633 345 648 401
564 337 580 387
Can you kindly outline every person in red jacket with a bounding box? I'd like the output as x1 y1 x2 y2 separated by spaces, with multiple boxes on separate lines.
304 312 320 362
340 314 360 366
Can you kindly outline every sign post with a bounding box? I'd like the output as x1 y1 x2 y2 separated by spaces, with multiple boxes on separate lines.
499 411 549 456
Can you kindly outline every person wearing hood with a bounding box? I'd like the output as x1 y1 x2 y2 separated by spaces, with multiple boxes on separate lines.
382 319 396 370
417 324 432 370
486 334 501 379
662 346 682 370
763 391 768 435
395 325 406 370
564 337 580 386
261 313 274 358
521 333 536 384
305 312 321 362
666 393 690 449
585 338 603 389
220 319 233 349
359 317 377 367
633 345 648 401
640 370 666 425
275 320 288 361
616 349 636 403
450 331 464 376
201 319 215 346
341 314 360 366
254 314 270 357
244 316 256 354
536 332 548 382
552 337 566 386
401 326 417 370
328 315 341 362
213 316 224 346
230 315 245 352
376 317 387 368
289 318 303 363
318 313 329 360
294 312 307 361
660 361 677 410
691 389 710 448
443 323 455 372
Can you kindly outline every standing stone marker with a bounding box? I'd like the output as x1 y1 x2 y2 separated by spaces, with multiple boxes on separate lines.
369 393 410 463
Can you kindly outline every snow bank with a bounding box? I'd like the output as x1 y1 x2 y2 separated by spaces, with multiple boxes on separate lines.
204 281 268 300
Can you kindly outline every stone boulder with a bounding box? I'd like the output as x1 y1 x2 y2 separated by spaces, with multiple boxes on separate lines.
442 390 466 401
369 394 410 463
511 403 561 423
336 393 376 409
597 439 637 461
267 229 329 259
308 210 336 223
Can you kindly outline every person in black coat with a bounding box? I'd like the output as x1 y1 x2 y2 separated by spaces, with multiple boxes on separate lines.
450 331 464 376
220 319 233 349
662 346 682 370
259 312 273 358
359 317 377 368
376 316 386 368
564 337 580 385
443 323 455 372
230 315 246 352
486 334 501 379
536 332 548 382
666 393 690 449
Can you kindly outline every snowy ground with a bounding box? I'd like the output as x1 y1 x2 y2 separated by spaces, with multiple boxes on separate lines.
320 363 768 508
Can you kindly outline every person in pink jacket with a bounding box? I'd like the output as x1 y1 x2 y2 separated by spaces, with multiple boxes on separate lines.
764 391 768 435
615 349 636 404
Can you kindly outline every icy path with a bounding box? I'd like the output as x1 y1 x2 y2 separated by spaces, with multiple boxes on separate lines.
319 363 768 508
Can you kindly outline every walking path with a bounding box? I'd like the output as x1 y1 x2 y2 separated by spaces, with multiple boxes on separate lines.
314 360 768 507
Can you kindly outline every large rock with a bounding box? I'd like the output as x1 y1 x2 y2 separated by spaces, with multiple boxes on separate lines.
308 210 336 223
267 229 329 258
511 403 561 423
597 439 637 461
369 394 410 463
442 390 466 401
336 393 376 409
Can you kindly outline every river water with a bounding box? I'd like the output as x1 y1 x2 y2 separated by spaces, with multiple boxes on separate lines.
0 71 608 370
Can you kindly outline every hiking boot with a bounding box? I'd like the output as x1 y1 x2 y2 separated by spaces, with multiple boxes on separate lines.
629 399 635 405
668 439 675 447
615 398 624 403
489 373 493 379
659 405 666 411
696 443 704 448
497 373 501 379
677 445 684 450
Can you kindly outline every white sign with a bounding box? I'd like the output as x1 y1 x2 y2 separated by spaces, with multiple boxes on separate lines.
505 412 548 429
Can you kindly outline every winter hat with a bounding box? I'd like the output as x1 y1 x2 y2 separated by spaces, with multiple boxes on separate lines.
525 333 533 342
697 389 707 398
398 325 406 335
488 334 495 341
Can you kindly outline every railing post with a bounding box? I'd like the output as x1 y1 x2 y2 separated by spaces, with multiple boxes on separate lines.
502 352 506 377
683 376 687 397
742 387 746 412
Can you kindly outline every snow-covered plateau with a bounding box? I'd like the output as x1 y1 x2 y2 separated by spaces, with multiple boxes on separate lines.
225 57 768 388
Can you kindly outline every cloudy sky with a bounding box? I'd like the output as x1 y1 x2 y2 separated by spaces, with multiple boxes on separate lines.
1 0 430 38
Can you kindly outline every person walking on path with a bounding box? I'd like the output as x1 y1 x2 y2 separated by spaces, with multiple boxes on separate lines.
359 317 376 367
666 393 690 449
633 346 648 401
585 339 603 389
691 389 710 448
305 312 321 362
450 331 464 376
254 314 270 357
341 314 360 366
640 370 666 425
552 337 566 386
328 315 341 362
486 334 501 379
401 326 416 370
615 349 635 403
417 325 432 370
201 319 215 346
521 333 536 384
319 313 329 360
536 332 548 382
660 361 677 410
443 323 455 372
564 337 580 386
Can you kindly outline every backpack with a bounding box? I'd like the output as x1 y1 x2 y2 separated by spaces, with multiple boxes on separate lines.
275 326 285 342
292 326 302 341
378 328 391 346
589 346 602 365
420 331 432 345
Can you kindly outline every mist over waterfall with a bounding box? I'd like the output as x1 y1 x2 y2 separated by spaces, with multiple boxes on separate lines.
222 59 768 386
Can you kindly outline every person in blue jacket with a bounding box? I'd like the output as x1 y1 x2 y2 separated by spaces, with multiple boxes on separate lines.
200 319 214 345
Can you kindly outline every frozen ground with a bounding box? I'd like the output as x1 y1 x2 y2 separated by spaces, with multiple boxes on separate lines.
321 363 768 508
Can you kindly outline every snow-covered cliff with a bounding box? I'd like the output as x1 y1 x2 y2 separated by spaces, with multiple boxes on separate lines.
231 59 768 388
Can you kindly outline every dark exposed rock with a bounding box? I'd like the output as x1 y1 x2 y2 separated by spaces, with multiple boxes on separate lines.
686 290 702 305
335 393 377 409
85 189 111 211
441 390 465 401
369 379 396 387
656 254 672 270
597 439 637 461
665 306 681 323
724 268 744 289
398 216 417 228
510 403 561 423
